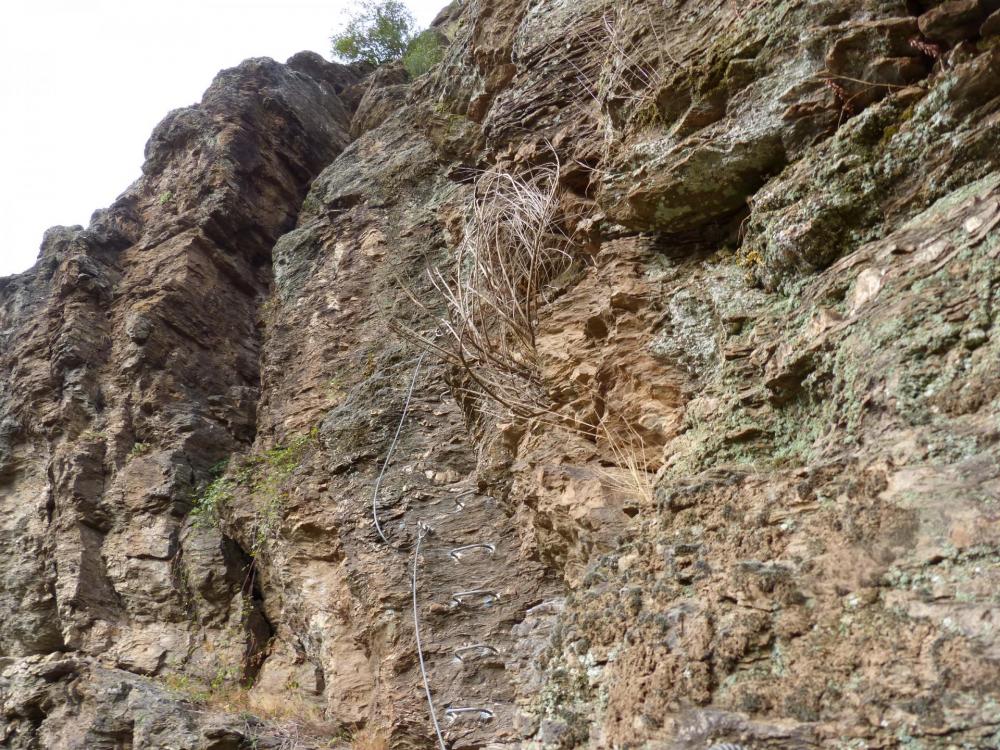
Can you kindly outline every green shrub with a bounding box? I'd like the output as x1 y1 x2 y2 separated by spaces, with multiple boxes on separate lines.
331 0 415 66
191 461 237 527
403 30 444 78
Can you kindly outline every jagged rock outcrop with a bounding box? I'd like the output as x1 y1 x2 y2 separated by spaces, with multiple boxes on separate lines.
2 1 999 748
0 53 363 748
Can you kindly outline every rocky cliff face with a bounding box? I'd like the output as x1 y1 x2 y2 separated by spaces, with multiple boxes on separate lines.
2 1 1000 748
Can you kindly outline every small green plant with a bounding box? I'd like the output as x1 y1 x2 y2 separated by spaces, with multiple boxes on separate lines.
190 431 319 557
246 431 317 558
129 442 151 459
210 665 240 693
191 460 237 527
403 29 444 78
158 190 173 205
162 673 212 704
331 0 415 65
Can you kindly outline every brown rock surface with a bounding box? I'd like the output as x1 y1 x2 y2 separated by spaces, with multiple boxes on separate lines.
2 2 1000 749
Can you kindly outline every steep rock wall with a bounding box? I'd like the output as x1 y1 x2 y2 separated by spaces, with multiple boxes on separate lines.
2 1 1000 749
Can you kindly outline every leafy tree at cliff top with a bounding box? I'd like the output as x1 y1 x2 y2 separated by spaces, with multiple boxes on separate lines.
331 0 416 66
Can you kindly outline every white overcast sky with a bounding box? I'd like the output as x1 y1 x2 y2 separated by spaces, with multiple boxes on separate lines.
0 0 445 277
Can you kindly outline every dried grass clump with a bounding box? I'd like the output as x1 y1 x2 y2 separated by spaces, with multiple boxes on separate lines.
395 151 659 503
397 158 660 493
350 726 390 750
405 158 575 421
215 688 337 750
226 690 327 725
597 5 675 118
595 414 656 507
553 3 682 151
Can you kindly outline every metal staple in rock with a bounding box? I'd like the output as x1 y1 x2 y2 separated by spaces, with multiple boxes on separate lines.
448 542 496 561
454 643 500 661
444 707 495 724
449 588 500 608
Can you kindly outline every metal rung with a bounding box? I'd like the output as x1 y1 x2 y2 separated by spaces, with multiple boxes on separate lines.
454 643 500 662
449 543 496 561
449 589 500 608
444 707 495 724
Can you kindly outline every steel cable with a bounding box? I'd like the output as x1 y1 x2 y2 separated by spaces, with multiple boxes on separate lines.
413 523 448 750
372 351 427 544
